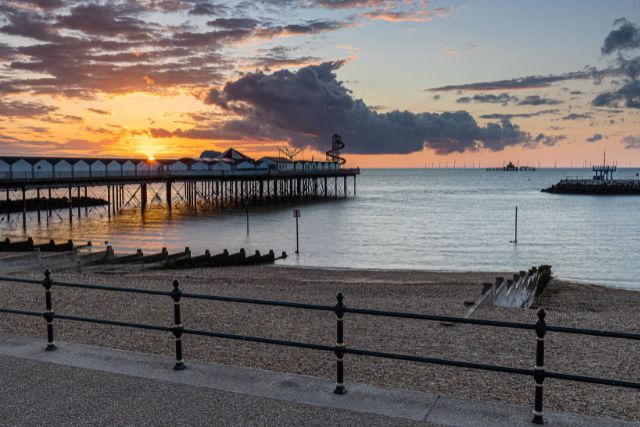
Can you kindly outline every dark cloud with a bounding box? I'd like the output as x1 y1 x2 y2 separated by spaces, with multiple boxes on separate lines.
0 100 57 117
254 20 351 38
621 135 640 149
517 95 562 106
7 0 65 10
86 108 112 116
602 18 640 54
207 18 260 30
586 133 603 143
0 6 61 41
429 68 614 92
189 2 229 15
57 3 159 40
311 0 386 8
246 45 320 69
562 112 592 120
456 93 516 105
39 113 83 124
200 61 533 154
141 0 193 13
534 133 566 147
479 109 559 120
0 1 351 99
592 19 640 109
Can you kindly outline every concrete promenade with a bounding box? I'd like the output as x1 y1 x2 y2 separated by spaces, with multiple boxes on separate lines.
0 333 636 427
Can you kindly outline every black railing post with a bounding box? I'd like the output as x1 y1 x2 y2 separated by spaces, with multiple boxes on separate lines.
171 279 186 370
42 269 56 351
334 292 346 394
532 308 547 424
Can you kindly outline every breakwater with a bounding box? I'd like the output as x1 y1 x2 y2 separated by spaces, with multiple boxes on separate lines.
0 197 107 213
542 179 640 195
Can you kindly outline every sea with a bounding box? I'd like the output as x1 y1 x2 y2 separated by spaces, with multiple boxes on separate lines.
3 168 640 290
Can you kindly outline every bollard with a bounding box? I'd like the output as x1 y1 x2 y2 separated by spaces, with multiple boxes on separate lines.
171 279 186 370
532 308 547 424
42 270 56 351
334 292 346 394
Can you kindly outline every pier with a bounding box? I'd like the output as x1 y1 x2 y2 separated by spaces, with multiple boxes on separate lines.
0 154 359 230
486 161 536 172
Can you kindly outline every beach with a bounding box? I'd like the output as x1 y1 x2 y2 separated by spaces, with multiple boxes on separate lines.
0 265 638 422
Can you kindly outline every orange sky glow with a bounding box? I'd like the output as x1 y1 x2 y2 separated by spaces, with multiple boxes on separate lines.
1 1 640 168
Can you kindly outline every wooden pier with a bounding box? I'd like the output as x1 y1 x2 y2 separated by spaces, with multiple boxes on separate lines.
0 159 360 230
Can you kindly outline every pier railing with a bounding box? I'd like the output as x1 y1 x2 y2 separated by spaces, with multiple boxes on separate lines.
0 168 360 183
0 270 638 424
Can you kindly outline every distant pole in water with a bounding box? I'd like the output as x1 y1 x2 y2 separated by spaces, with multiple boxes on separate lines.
293 208 301 254
511 206 518 244
245 204 249 235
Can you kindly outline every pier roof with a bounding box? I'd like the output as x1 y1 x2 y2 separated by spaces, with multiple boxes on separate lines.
258 157 294 163
218 148 254 163
0 156 149 165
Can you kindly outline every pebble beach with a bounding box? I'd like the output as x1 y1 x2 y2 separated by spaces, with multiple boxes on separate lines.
0 265 638 422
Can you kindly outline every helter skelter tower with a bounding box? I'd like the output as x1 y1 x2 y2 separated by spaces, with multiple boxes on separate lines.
326 133 346 166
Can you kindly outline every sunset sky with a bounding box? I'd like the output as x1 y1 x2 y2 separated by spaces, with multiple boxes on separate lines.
1 0 640 167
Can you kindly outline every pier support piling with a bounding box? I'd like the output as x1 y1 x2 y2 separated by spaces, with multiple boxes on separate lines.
141 183 147 214
166 181 172 212
36 188 41 224
21 184 26 230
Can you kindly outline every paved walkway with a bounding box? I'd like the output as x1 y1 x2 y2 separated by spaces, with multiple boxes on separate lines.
0 333 636 427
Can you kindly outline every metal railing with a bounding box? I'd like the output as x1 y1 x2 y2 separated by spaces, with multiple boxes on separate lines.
0 270 638 424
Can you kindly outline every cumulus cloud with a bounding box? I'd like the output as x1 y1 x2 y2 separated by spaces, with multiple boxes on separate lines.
592 19 640 109
195 61 535 154
601 18 640 54
586 133 603 143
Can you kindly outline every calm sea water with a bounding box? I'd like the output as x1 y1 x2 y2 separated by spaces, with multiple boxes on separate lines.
3 168 640 290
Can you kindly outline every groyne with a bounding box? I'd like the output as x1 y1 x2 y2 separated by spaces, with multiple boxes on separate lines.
0 237 284 270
